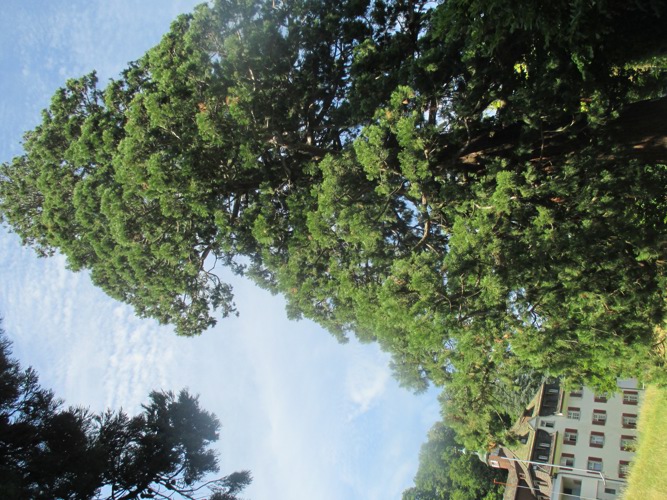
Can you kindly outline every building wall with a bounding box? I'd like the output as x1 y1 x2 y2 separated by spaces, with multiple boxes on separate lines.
534 380 642 483
489 379 644 500
552 475 626 500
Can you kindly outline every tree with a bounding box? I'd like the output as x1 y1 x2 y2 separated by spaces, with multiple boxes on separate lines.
1 0 666 447
0 0 422 336
0 323 251 500
402 422 505 500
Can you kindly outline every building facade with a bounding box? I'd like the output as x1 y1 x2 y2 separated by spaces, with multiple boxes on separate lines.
486 379 643 500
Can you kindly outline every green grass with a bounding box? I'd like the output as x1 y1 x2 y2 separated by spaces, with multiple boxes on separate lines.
623 385 667 499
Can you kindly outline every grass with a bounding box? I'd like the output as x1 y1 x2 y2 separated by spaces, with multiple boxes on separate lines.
623 385 667 499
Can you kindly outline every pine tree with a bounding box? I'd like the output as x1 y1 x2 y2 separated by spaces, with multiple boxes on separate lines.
0 324 251 500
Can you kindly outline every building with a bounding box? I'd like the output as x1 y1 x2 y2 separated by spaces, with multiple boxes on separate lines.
484 379 643 500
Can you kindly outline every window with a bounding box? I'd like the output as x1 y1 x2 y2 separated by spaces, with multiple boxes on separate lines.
593 409 607 425
619 461 630 478
594 393 608 403
620 435 636 452
570 387 583 397
587 457 603 472
564 429 578 445
605 488 617 495
590 432 605 448
567 407 581 420
541 420 555 429
560 453 575 469
622 413 637 429
623 391 639 405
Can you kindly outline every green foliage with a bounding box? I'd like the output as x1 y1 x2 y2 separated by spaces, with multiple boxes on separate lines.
402 422 505 500
0 323 251 499
1 0 667 448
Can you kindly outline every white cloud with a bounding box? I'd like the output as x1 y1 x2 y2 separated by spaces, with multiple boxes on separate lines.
0 213 439 500
346 357 390 420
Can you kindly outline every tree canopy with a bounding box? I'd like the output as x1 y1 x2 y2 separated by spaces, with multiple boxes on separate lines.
1 0 666 448
402 421 505 500
0 323 251 500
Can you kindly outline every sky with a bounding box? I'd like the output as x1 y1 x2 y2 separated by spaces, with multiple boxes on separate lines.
0 1 441 499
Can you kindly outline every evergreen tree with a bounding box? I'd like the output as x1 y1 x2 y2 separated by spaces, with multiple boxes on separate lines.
402 422 505 500
0 324 251 500
1 0 666 447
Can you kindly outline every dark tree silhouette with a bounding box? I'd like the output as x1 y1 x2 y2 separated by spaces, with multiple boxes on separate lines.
0 322 251 500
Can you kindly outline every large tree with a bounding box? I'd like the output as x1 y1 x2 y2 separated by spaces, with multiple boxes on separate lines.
1 0 666 447
0 324 251 499
402 421 505 500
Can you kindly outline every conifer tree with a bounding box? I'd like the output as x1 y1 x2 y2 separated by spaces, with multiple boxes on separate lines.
1 0 666 447
0 325 251 500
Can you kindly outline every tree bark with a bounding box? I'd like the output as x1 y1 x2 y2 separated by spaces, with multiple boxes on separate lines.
449 96 667 168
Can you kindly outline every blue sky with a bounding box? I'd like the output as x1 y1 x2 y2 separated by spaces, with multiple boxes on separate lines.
0 2 441 498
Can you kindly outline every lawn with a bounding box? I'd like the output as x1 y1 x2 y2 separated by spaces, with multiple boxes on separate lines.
623 385 667 499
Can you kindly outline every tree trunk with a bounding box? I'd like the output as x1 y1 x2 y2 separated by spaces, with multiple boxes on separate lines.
450 96 667 168
609 96 667 163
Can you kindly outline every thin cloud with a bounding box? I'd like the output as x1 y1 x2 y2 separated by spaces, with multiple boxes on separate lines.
346 359 390 420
